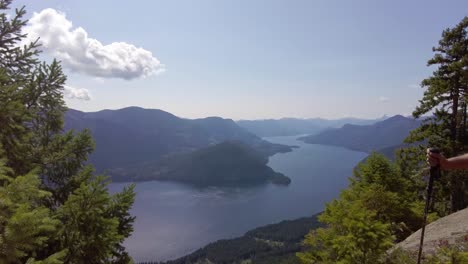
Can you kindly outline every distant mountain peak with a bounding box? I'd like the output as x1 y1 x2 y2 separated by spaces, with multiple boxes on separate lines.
386 114 406 120
299 114 421 153
380 115 413 124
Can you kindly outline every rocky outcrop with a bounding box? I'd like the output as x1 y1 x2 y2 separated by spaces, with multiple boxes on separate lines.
394 207 468 255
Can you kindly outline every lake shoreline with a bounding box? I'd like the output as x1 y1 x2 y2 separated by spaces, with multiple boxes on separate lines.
110 135 368 262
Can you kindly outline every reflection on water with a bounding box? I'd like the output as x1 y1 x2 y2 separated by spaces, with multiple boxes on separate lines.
109 135 367 262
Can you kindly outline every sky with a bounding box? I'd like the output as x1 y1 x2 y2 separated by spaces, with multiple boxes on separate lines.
11 0 468 120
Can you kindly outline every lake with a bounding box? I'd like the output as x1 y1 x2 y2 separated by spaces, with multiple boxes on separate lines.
109 136 368 262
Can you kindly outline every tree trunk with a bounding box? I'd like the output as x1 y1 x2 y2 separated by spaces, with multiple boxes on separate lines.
463 100 467 146
450 90 462 212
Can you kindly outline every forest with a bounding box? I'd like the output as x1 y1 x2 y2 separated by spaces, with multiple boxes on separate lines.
138 216 323 264
109 141 291 186
296 16 468 264
1 0 468 263
0 1 135 263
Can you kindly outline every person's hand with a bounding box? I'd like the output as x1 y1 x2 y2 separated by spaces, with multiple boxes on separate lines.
426 148 448 168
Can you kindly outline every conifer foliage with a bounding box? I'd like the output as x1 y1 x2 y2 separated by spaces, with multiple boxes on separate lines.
0 1 136 263
404 16 468 213
297 153 421 264
299 16 468 264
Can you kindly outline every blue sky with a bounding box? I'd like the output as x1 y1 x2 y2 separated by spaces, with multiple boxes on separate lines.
14 0 468 119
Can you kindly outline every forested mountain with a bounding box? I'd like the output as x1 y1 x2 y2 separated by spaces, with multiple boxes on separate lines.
147 215 323 264
65 107 292 181
237 116 384 137
298 115 421 153
110 141 291 186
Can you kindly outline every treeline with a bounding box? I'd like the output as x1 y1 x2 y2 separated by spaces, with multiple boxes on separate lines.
138 216 323 264
0 1 135 263
298 17 468 264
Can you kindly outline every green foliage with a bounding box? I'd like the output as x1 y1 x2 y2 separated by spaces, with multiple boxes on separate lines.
404 16 468 213
0 1 135 263
297 194 394 264
422 239 468 264
25 251 67 264
353 154 426 239
0 163 62 263
299 17 468 264
58 176 122 263
353 153 406 192
384 248 417 264
245 216 323 243
298 153 425 264
41 130 95 206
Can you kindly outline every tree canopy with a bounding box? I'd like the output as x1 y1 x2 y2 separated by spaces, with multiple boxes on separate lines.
299 16 468 264
0 0 136 263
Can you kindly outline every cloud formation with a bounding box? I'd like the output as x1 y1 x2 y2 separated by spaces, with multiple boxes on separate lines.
24 8 165 79
64 85 91 100
378 96 390 103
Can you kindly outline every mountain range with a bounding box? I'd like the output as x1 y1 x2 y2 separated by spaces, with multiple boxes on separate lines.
237 116 386 137
64 107 292 185
298 115 421 154
65 108 419 184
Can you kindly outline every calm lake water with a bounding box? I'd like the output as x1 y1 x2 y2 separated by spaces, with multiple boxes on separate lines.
109 136 368 262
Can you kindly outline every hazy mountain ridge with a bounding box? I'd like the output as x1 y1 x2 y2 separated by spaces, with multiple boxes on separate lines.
237 116 386 137
64 107 292 183
298 115 421 153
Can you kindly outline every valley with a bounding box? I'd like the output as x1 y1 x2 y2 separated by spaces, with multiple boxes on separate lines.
110 135 367 262
2 2 467 263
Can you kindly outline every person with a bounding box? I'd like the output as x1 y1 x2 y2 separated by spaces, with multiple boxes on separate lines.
427 148 468 170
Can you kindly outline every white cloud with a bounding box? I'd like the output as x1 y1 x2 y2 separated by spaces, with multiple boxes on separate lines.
64 85 91 100
378 96 390 103
24 8 165 79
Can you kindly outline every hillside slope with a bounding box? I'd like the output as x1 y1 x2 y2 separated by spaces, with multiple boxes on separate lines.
298 115 421 153
160 215 323 264
110 141 291 186
65 107 292 180
237 117 383 137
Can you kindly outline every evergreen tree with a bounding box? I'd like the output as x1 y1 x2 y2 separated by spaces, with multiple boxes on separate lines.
0 0 136 263
297 197 393 264
0 158 65 263
298 153 422 264
299 17 468 264
404 16 468 213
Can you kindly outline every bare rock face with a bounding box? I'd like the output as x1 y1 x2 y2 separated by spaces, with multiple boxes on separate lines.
394 207 468 255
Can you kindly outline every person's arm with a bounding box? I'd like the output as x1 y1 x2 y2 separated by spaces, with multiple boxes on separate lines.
427 149 468 170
